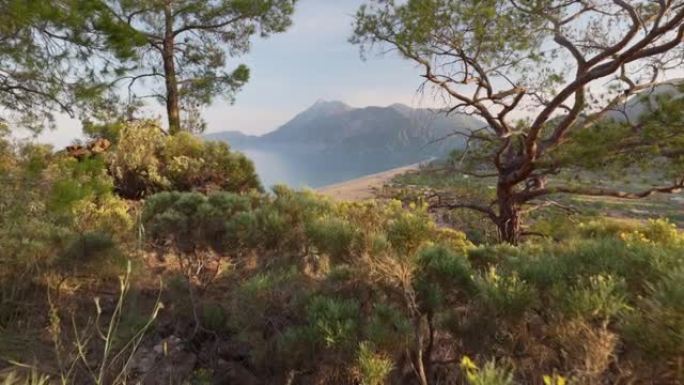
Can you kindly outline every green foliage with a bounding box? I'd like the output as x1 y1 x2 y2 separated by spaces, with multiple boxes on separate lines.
357 342 393 385
353 0 684 244
89 0 298 133
4 124 683 385
109 121 261 199
460 356 515 385
0 0 103 131
0 139 132 327
201 302 228 333
560 275 629 321
144 190 261 255
415 246 475 312
553 92 684 180
306 295 361 349
366 303 412 352
476 267 537 319
307 216 359 261
623 267 684 358
385 203 433 256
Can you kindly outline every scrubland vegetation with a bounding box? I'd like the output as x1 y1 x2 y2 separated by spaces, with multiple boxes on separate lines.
2 121 684 384
1 1 684 385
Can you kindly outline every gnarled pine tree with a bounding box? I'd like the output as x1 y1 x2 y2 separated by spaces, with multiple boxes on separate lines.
353 0 684 244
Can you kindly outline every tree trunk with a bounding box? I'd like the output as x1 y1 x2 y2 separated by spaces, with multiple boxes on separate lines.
497 184 521 245
163 3 181 135
412 315 429 385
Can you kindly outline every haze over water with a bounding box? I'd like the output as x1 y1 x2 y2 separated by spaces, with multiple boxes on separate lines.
240 147 414 189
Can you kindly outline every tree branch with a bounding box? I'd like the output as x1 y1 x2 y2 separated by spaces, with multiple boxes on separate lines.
520 179 684 201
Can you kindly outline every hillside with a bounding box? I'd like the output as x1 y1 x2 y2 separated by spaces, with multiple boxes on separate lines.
205 101 483 186
606 80 684 122
207 100 481 159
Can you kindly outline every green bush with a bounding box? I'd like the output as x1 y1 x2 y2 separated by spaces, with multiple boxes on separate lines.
0 141 132 327
98 180 684 384
460 357 515 385
108 121 261 199
623 267 684 359
366 303 412 352
306 216 360 262
475 267 537 320
143 191 260 258
357 342 394 385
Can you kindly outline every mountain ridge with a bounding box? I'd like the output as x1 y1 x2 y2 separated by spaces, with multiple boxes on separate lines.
204 100 483 187
206 100 483 151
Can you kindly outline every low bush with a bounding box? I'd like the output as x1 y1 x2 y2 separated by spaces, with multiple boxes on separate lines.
108 121 261 199
0 140 133 328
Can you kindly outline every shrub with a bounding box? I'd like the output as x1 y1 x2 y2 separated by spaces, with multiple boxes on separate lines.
415 246 475 313
366 303 412 352
623 267 684 359
108 121 261 199
475 267 537 320
306 216 360 262
162 132 261 194
560 275 629 322
0 142 133 327
107 121 167 199
357 342 394 385
143 191 259 259
460 356 515 385
306 295 361 350
385 203 434 256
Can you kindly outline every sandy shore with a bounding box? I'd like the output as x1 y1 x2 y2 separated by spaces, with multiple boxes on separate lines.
317 163 420 201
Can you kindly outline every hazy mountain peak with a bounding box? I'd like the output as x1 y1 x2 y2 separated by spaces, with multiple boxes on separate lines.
308 99 351 113
607 79 684 122
389 102 411 109
389 103 415 117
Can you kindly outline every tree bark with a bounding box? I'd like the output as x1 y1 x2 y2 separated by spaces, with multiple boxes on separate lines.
496 184 521 245
163 3 181 135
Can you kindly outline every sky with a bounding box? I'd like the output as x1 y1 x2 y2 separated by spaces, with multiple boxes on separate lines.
33 0 435 148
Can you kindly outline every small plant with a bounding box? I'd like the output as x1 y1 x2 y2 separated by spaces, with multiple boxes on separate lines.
0 367 50 385
49 262 163 385
543 374 569 385
307 296 360 349
460 356 515 385
476 267 536 319
357 342 393 385
562 275 630 322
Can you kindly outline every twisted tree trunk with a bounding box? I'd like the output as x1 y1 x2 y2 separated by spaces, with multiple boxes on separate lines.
496 183 521 245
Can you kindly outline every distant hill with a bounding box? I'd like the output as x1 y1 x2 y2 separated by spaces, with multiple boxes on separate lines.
207 100 483 159
608 80 684 122
205 100 483 187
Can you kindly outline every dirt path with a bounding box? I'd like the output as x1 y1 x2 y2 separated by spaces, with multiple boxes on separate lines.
316 163 419 201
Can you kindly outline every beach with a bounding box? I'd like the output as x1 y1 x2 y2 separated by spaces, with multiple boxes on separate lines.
316 163 419 200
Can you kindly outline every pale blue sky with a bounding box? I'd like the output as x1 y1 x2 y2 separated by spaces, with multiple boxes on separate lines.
36 0 434 148
21 1 684 148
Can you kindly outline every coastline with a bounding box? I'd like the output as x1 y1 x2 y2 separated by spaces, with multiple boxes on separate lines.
316 163 420 201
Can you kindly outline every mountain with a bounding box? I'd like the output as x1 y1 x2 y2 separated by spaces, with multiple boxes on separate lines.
208 100 482 156
205 101 483 187
607 80 684 122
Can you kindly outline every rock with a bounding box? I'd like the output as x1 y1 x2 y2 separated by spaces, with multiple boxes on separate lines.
64 138 111 161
